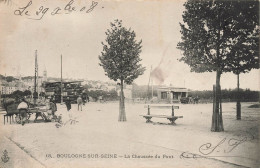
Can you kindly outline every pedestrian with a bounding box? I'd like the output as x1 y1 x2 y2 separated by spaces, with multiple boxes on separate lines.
77 95 83 111
188 96 193 104
42 98 53 122
49 100 57 121
65 97 71 112
65 97 72 119
50 96 57 116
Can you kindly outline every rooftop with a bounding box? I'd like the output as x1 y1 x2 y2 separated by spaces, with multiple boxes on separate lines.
158 86 189 92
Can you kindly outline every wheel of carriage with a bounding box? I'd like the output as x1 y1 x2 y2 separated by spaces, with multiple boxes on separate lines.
27 113 31 121
16 109 29 125
15 114 21 124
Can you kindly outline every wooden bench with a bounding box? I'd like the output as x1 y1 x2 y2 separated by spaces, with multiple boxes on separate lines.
140 105 183 125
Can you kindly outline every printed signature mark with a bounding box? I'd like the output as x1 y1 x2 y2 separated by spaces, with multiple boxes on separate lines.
180 131 254 159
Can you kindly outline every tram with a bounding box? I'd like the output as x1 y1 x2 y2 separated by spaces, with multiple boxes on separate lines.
43 81 85 103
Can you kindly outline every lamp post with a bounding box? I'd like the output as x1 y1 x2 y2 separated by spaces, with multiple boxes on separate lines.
33 50 38 106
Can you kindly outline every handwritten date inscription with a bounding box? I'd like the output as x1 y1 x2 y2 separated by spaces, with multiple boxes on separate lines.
14 0 99 20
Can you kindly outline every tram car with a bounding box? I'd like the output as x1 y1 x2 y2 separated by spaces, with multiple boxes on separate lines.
43 81 85 103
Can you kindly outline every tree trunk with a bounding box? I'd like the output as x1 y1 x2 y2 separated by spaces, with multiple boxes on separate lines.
118 79 126 121
236 73 241 120
211 70 224 132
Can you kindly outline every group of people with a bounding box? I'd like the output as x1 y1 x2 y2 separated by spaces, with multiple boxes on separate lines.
64 95 88 112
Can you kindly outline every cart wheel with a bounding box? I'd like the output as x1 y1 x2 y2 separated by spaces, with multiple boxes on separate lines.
15 114 21 124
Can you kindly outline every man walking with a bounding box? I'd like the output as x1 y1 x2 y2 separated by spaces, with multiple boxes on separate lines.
65 97 71 112
77 95 83 111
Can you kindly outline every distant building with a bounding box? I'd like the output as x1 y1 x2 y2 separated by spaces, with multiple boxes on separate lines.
157 86 189 102
23 78 34 92
23 76 45 93
1 82 18 94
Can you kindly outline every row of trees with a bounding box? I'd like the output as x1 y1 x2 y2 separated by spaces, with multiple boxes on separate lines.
189 89 259 102
178 0 259 131
2 90 32 98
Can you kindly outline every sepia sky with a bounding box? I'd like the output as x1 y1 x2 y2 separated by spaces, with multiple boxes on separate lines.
0 0 259 91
